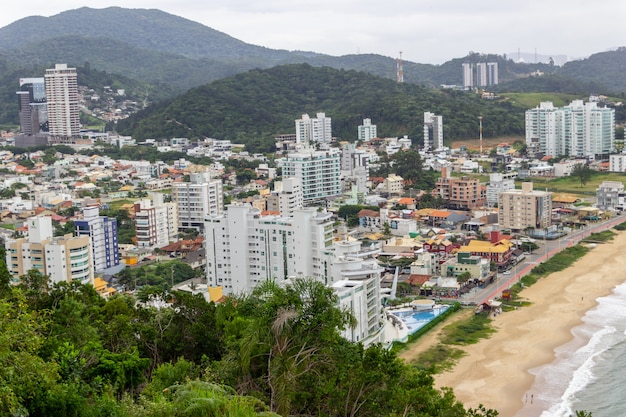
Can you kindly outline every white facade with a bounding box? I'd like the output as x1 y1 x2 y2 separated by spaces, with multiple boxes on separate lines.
330 239 384 347
5 216 93 285
596 181 625 211
526 100 615 159
266 177 304 217
173 173 223 231
134 194 179 248
609 154 626 173
486 173 515 207
45 236 93 285
205 205 334 295
340 142 369 193
358 118 377 142
295 112 332 144
424 112 444 151
44 64 79 139
462 62 473 89
280 146 341 205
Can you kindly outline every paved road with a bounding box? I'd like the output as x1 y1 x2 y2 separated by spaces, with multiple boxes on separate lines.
461 214 625 305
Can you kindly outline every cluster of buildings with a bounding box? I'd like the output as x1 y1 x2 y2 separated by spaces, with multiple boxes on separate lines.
462 62 499 89
525 99 615 160
5 66 626 347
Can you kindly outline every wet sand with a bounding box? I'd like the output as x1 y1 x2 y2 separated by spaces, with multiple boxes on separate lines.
433 231 626 417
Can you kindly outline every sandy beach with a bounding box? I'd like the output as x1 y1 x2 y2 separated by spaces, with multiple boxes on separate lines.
429 229 626 417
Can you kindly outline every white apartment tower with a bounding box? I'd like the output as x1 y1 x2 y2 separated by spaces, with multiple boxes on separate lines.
295 112 332 144
280 145 342 205
330 239 385 346
358 118 377 142
462 62 473 89
266 178 304 217
340 142 369 193
173 172 223 231
486 173 515 207
526 100 615 159
423 112 444 151
5 216 93 285
205 205 334 295
44 64 80 140
487 62 499 85
134 193 179 248
462 62 498 88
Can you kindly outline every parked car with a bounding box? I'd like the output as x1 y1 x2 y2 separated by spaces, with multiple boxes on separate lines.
502 270 512 275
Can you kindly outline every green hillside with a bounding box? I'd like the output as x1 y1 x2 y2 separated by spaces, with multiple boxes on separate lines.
113 64 526 152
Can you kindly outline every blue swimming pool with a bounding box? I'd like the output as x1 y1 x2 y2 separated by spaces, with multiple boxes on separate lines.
394 305 449 334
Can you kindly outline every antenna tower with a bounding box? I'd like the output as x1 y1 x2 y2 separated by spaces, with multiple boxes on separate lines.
478 116 483 155
396 51 404 83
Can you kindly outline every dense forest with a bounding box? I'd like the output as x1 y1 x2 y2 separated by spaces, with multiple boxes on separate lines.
0 259 498 417
112 64 527 153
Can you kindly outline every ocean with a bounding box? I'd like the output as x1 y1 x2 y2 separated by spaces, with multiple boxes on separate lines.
515 282 626 417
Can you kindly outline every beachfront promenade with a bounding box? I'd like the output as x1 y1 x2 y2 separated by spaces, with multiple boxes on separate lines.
462 215 626 306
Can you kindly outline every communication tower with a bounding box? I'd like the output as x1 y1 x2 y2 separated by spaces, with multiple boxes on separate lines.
396 51 404 83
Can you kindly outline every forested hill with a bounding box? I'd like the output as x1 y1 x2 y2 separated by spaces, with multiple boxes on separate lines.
112 64 526 152
558 47 626 93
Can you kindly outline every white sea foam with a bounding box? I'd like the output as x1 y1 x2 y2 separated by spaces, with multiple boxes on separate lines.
522 282 626 417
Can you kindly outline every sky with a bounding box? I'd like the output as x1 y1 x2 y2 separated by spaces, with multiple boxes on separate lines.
2 1 626 65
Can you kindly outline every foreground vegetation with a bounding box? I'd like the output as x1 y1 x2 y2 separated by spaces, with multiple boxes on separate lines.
0 260 498 417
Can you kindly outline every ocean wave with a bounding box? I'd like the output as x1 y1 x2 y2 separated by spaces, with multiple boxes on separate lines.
532 283 626 417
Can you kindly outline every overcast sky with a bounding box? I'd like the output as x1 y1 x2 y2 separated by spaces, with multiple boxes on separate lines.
2 1 625 64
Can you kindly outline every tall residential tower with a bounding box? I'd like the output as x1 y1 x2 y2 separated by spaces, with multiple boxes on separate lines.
44 64 80 142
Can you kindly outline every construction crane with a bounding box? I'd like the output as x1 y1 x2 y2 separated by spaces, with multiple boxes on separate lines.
396 51 404 83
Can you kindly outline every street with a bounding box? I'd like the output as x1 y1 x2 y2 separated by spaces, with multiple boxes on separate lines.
460 214 625 305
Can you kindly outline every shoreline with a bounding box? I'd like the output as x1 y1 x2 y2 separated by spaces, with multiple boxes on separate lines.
433 229 626 417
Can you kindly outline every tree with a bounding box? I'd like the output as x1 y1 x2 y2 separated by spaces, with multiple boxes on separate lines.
571 163 592 187
0 248 11 292
0 290 60 416
457 271 473 285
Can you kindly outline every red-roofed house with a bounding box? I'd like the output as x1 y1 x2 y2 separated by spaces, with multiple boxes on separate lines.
358 209 382 229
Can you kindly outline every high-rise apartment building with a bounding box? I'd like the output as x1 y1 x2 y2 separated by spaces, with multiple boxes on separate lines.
205 205 334 295
486 173 515 207
498 182 552 231
16 77 47 135
134 193 179 248
205 206 386 347
462 62 473 89
487 62 499 85
295 112 332 144
280 145 341 205
526 100 615 159
44 64 80 142
423 112 444 151
266 178 304 217
5 216 93 285
74 206 119 273
172 173 223 231
462 62 498 88
340 142 369 193
358 118 377 142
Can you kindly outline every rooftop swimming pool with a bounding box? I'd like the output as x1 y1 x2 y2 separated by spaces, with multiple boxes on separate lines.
392 305 450 335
